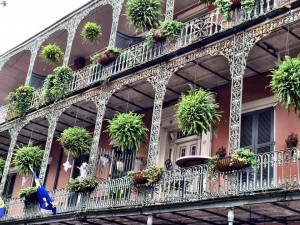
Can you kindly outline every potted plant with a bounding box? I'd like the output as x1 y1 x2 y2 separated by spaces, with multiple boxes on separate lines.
128 166 162 187
41 66 74 104
214 0 232 21
109 189 124 199
0 157 5 178
285 133 298 148
240 0 257 13
106 112 149 152
13 143 43 175
6 85 36 118
58 126 92 158
125 0 162 32
94 46 122 66
18 187 38 203
66 177 98 193
40 43 64 65
176 85 221 136
269 56 300 117
216 146 226 158
81 21 102 44
216 148 257 172
145 20 185 49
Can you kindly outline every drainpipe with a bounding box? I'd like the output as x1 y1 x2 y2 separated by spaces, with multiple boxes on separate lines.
147 214 153 225
228 207 234 225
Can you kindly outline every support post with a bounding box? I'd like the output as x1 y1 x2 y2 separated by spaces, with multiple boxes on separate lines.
228 207 234 225
39 108 64 183
165 0 175 20
88 91 113 177
147 65 173 167
147 214 153 225
25 39 43 85
0 124 24 196
223 33 256 154
109 0 124 47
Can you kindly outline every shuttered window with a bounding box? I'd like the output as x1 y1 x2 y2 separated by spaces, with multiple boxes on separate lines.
240 108 274 153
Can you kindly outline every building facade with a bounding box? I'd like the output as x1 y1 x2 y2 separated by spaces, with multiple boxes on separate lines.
0 0 300 224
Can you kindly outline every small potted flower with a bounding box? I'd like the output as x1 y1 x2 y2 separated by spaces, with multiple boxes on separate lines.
94 46 122 66
285 133 298 148
216 146 226 158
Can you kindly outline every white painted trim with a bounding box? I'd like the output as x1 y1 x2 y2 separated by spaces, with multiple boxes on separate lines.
242 96 277 113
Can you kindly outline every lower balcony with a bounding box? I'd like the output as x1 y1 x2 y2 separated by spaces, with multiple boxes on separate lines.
1 148 300 224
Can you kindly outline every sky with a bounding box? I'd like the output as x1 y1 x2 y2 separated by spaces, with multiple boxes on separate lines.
0 0 91 55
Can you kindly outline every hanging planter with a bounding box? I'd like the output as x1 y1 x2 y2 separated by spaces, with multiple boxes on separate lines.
6 85 35 119
19 187 38 203
40 43 64 65
13 143 43 176
92 46 122 66
125 0 162 32
146 20 185 49
106 112 149 153
81 21 102 44
269 56 300 117
41 66 74 104
128 166 162 187
176 85 221 136
66 177 98 193
285 133 298 148
58 126 92 158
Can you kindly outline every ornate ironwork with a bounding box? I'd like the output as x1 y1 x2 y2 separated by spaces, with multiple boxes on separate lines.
109 0 124 47
0 124 25 196
88 91 113 177
39 108 65 182
147 64 173 167
165 0 175 20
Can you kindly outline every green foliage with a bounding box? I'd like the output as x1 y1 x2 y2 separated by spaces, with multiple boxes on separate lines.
18 187 37 199
66 177 98 192
13 143 43 175
0 157 5 178
206 155 219 172
269 56 300 117
106 46 122 55
81 21 102 44
127 166 162 187
125 0 162 32
214 0 232 21
176 85 221 136
106 112 149 152
41 66 74 104
146 20 184 48
241 0 257 13
231 148 257 168
7 85 35 118
58 126 92 158
109 189 124 199
40 43 64 65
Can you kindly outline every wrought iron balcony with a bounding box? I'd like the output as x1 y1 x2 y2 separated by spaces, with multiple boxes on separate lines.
0 0 288 124
1 148 299 222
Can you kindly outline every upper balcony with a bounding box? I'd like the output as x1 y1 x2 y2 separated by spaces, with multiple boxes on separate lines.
0 0 295 124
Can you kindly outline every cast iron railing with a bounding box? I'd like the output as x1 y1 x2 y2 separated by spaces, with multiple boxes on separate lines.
0 0 287 123
1 148 299 221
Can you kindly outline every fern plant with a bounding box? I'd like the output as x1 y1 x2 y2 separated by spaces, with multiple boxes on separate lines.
241 0 257 13
125 0 162 32
176 85 221 136
41 66 74 104
81 21 102 44
40 43 64 65
106 112 149 152
67 177 98 192
13 143 43 175
269 56 300 117
58 126 92 157
6 85 35 118
214 0 232 21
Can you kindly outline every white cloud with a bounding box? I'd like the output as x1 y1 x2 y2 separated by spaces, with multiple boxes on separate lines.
0 0 90 55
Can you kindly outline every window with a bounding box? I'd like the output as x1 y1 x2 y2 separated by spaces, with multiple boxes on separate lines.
72 155 89 179
110 147 135 179
3 173 16 198
241 107 274 154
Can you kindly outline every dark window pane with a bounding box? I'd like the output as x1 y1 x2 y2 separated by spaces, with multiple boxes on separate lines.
241 114 253 147
258 111 272 144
